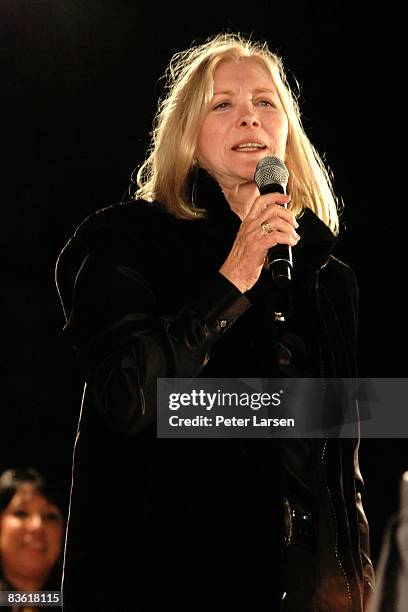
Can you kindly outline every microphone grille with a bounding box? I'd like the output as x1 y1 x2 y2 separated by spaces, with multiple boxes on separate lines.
254 155 289 191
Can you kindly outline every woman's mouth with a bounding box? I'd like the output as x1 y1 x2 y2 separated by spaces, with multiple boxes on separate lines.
232 142 266 152
23 538 47 552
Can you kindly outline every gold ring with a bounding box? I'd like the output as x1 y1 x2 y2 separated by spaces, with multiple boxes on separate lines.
261 221 272 234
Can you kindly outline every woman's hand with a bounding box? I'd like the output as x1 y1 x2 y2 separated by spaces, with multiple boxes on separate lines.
219 193 300 293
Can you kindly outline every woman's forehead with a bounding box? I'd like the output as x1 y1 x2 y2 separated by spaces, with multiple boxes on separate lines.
213 56 271 78
8 484 53 508
210 57 275 93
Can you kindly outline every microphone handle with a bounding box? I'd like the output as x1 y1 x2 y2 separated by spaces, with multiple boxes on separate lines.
259 183 293 285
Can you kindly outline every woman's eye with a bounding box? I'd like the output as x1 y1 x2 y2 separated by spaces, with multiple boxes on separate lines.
13 509 29 518
44 512 60 522
258 99 274 107
213 102 230 110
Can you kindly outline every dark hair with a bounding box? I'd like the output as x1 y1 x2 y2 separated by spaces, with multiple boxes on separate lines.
0 468 66 517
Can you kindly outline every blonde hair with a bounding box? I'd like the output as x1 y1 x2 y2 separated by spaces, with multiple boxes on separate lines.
135 32 340 234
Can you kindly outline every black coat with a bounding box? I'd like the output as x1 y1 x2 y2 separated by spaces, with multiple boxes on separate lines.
56 170 374 611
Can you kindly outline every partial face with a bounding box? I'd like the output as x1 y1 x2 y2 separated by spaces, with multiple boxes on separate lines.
196 57 288 189
0 485 64 584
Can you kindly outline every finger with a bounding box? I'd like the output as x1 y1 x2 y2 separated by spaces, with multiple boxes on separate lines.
246 193 291 221
256 204 298 230
261 228 300 248
258 216 299 240
254 200 297 229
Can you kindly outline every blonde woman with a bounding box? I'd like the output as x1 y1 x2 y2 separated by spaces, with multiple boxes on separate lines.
56 33 374 611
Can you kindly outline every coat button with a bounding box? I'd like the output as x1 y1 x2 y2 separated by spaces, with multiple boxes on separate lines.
218 319 227 328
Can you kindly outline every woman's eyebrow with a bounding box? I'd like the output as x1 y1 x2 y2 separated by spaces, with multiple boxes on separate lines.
213 87 278 97
212 89 235 97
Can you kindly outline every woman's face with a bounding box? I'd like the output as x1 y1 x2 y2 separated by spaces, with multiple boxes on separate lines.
196 57 288 190
0 484 64 584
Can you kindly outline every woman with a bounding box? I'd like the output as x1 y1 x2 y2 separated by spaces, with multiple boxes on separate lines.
0 468 65 611
56 33 374 611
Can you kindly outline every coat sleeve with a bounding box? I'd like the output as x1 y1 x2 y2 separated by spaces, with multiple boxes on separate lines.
341 261 376 602
353 437 376 603
59 242 251 437
323 258 375 602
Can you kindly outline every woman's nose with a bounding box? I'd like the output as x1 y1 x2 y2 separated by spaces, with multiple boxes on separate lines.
237 103 261 128
27 514 44 530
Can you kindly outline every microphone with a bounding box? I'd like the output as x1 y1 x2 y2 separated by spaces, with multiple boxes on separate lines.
254 156 292 286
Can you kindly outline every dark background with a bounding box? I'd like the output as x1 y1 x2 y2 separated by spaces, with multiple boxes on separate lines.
2 0 406 567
